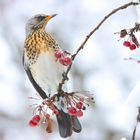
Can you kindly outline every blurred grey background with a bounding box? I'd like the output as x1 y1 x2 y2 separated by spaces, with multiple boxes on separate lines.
0 0 140 140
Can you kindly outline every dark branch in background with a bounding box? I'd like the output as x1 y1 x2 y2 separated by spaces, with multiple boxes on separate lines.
58 1 139 93
132 107 140 140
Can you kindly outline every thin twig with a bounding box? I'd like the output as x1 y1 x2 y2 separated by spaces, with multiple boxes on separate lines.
58 1 139 93
132 124 137 140
132 107 140 140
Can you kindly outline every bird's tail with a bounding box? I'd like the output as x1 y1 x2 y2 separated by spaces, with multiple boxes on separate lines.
56 109 82 138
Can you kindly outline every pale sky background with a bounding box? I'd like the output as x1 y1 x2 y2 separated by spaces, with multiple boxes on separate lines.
0 0 140 140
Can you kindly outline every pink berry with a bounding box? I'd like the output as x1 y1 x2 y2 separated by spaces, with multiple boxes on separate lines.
29 120 38 127
64 57 72 65
59 57 72 66
59 58 65 65
123 41 131 47
76 102 83 109
129 44 136 50
68 107 77 116
76 110 83 117
32 115 41 122
54 51 63 58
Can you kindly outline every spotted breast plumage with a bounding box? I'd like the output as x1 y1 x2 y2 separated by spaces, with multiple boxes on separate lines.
24 28 64 97
23 14 81 138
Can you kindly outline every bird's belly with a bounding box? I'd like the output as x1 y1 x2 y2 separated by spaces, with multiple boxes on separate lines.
30 52 64 96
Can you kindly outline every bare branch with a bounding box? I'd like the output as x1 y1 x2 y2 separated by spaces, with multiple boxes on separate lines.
58 1 139 93
132 107 140 140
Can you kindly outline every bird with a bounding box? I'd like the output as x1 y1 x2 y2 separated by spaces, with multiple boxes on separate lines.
22 14 82 138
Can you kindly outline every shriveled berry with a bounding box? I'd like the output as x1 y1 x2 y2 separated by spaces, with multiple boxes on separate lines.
123 41 131 47
120 29 127 38
68 107 77 116
29 120 38 127
54 51 63 58
82 106 86 110
76 102 83 109
130 44 136 50
46 118 53 133
76 110 83 117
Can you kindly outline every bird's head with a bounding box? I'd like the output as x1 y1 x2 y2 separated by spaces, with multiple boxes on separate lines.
26 14 57 36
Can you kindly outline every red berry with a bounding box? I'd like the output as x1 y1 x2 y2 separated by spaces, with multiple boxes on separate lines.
123 41 131 47
32 115 41 122
76 102 83 109
54 51 63 58
129 44 136 50
68 107 77 116
64 57 72 65
59 58 65 65
29 120 38 127
59 57 72 66
76 110 83 117
53 109 59 115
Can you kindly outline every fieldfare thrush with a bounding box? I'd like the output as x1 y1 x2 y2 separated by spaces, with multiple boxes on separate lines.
22 14 82 138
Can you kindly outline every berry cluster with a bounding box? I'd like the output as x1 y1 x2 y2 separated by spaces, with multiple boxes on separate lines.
28 91 94 133
68 106 83 117
59 92 94 117
29 115 41 126
123 41 136 50
54 50 72 66
28 99 59 133
68 102 84 117
117 23 140 50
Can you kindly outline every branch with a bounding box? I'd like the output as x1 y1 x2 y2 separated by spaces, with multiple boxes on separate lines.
132 107 140 140
58 1 139 93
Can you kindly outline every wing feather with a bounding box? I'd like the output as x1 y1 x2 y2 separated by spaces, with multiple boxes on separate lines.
22 51 48 99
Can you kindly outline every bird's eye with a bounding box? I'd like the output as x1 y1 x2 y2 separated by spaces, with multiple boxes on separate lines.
37 16 45 21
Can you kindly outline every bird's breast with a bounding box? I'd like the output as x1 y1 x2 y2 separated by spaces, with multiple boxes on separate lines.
30 51 64 95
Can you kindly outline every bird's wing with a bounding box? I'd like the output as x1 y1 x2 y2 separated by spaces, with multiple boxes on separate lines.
22 49 48 99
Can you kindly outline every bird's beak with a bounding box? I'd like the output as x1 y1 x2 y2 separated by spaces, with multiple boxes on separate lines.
46 14 57 20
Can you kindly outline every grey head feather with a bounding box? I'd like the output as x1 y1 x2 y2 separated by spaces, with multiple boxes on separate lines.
25 14 46 36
